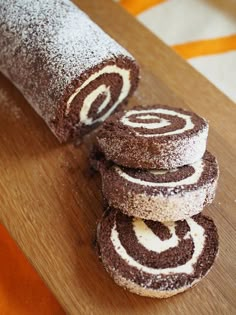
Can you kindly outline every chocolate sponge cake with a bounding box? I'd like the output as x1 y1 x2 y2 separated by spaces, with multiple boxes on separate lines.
0 0 139 142
97 208 219 298
92 150 219 221
97 105 208 169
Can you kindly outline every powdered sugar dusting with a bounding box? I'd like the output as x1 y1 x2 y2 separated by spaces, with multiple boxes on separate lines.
0 0 135 132
0 88 22 120
115 180 218 222
98 126 208 169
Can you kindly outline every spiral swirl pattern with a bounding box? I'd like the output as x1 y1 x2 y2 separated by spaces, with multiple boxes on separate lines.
66 65 131 125
111 213 205 276
120 108 195 137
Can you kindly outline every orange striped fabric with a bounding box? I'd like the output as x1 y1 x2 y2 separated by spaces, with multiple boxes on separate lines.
172 35 236 59
120 0 166 15
119 0 236 59
119 0 236 102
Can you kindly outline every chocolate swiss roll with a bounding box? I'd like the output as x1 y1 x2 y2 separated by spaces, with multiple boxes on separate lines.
97 105 208 169
97 208 219 298
92 150 219 222
0 0 139 142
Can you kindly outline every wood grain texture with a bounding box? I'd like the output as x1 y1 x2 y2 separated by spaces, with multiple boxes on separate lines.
0 0 236 314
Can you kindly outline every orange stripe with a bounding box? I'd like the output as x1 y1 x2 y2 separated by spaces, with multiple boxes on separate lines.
173 34 236 59
120 0 166 15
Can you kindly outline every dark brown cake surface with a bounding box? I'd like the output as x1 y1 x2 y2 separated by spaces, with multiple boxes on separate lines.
98 105 207 139
91 149 218 221
97 105 208 169
97 208 219 292
95 150 218 196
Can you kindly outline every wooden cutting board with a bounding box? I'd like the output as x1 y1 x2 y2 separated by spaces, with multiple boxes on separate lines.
0 0 236 314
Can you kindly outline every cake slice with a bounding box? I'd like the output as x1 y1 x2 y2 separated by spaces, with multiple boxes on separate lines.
97 208 219 298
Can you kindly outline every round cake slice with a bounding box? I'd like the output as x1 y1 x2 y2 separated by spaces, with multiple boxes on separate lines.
97 208 219 298
96 105 208 169
92 150 219 222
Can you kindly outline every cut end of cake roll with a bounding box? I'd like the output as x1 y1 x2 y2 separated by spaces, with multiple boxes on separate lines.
96 104 208 169
0 0 139 143
52 55 139 142
97 208 219 298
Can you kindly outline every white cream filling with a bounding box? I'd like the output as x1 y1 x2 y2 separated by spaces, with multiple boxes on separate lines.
133 219 179 252
111 217 205 275
120 108 195 137
115 159 203 187
124 116 171 129
66 65 131 125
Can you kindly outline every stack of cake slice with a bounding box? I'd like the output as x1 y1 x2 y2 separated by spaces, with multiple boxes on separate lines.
92 105 219 298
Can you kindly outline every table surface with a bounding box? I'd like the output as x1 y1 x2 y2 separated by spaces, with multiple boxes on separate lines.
0 0 236 314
